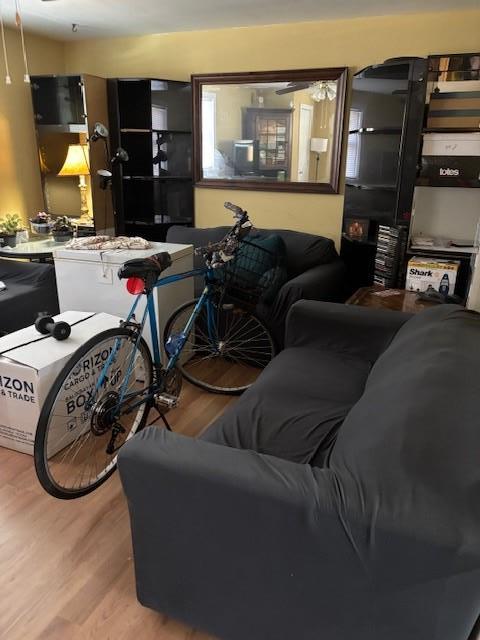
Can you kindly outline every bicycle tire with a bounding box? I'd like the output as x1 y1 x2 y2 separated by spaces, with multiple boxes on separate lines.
163 298 275 395
34 328 153 499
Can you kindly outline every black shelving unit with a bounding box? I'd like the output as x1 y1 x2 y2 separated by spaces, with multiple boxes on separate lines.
108 78 193 241
340 57 428 293
407 52 480 302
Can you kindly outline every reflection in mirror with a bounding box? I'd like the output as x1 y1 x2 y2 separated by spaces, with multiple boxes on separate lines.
38 131 94 221
202 81 337 182
194 69 347 193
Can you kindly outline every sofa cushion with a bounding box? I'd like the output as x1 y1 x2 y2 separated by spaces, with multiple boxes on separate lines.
202 346 371 467
267 229 337 278
330 305 480 541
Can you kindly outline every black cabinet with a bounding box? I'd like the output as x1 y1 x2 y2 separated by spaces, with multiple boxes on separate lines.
108 78 193 240
31 75 85 127
341 58 427 291
242 108 292 177
343 59 427 229
30 74 114 234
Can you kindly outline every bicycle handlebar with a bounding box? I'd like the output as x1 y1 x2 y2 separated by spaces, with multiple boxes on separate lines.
224 201 245 218
195 202 252 268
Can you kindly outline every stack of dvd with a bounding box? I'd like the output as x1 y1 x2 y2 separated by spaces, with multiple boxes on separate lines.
374 225 407 288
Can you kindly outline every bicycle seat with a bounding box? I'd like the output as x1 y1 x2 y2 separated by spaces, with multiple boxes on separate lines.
118 252 172 289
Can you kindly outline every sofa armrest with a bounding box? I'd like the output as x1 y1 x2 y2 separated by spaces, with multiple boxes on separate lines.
285 300 411 363
278 258 346 304
118 427 367 640
258 260 346 348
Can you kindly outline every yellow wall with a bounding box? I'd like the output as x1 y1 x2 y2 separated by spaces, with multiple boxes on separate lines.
64 9 480 244
0 28 64 224
2 11 479 240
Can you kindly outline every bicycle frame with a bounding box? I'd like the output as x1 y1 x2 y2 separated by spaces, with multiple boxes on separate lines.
93 265 218 413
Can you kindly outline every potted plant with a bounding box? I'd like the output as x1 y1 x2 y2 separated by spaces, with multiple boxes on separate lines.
30 211 52 235
0 213 23 248
51 216 75 242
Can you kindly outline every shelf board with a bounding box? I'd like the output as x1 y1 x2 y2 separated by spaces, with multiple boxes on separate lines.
37 123 88 134
409 243 477 255
346 183 397 191
348 127 402 135
341 233 377 247
122 175 192 181
120 128 191 134
422 128 480 134
427 70 480 77
415 179 480 188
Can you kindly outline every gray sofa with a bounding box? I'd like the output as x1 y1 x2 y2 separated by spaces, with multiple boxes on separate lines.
119 302 480 640
0 259 59 334
166 225 346 347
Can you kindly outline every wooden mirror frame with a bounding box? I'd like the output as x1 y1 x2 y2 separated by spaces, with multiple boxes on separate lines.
192 67 348 194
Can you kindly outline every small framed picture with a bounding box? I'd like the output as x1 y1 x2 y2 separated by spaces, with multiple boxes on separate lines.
345 218 370 241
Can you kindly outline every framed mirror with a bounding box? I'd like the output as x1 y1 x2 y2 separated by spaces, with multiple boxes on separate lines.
193 67 348 194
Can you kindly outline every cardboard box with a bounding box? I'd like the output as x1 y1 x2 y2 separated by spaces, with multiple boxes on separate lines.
427 91 480 130
0 311 122 455
422 132 480 157
406 257 460 295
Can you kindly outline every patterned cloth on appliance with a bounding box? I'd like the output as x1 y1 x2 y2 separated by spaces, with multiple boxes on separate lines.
64 236 151 251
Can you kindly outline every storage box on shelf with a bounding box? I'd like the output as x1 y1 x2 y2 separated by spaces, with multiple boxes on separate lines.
406 256 459 294
426 89 480 130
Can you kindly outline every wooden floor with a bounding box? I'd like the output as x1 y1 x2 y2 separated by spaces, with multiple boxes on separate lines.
0 382 236 640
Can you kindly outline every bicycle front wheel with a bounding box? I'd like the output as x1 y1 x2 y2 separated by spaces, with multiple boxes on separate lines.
164 298 275 394
34 328 153 499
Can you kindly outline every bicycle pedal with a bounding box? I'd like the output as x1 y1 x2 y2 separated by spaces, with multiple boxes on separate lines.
154 393 179 410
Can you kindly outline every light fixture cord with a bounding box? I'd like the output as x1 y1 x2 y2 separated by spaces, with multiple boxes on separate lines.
0 0 11 84
15 0 30 82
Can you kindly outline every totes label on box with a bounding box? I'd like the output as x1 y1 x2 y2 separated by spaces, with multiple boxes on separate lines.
406 257 460 295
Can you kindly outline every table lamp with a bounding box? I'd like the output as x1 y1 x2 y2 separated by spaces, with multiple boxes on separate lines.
58 144 93 225
310 137 328 181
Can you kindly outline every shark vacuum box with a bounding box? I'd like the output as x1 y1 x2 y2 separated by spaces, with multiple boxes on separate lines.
0 311 121 455
406 257 460 295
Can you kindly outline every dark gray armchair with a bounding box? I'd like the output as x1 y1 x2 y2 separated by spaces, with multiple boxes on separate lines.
0 259 59 334
166 225 346 348
119 302 480 640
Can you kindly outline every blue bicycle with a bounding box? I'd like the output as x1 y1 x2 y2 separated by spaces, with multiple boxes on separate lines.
34 202 276 498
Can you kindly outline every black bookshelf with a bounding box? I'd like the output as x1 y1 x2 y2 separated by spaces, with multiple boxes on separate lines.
107 78 193 240
341 57 427 293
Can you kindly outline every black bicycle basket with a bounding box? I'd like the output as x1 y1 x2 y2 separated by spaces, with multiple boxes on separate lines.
219 238 282 308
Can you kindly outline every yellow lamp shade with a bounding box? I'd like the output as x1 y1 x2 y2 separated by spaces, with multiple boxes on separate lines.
58 144 90 177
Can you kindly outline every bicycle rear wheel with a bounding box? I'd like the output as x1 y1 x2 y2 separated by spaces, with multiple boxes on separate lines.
164 298 275 394
34 328 153 499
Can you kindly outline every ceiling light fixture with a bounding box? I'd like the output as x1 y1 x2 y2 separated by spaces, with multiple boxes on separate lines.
308 81 337 102
309 81 337 129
